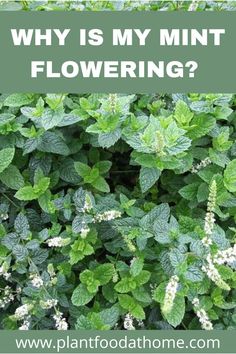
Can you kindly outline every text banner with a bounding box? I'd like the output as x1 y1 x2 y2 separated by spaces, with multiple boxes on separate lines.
0 330 235 353
0 11 235 92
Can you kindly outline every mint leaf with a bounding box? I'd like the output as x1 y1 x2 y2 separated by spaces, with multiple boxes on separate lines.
139 167 161 193
224 159 236 192
0 148 15 173
0 164 24 190
72 284 95 307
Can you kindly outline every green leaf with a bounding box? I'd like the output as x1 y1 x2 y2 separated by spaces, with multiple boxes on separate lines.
40 108 63 130
74 162 91 178
95 161 112 174
118 294 145 319
92 176 110 193
34 168 45 185
197 182 208 203
224 159 236 192
134 270 151 285
60 159 81 184
94 263 114 285
188 114 215 140
72 215 92 233
102 283 117 303
38 191 55 214
209 149 229 168
153 217 172 244
0 164 24 190
38 132 70 156
185 266 204 282
4 94 34 107
169 248 186 267
0 113 15 126
71 284 95 307
115 277 136 293
130 303 145 320
118 293 135 309
84 167 99 183
14 186 38 201
14 213 29 238
141 203 170 230
12 244 29 261
139 167 161 193
75 316 92 330
162 295 185 327
0 148 15 173
0 2 22 10
134 153 157 168
179 183 199 201
132 287 152 304
57 113 84 127
100 306 120 328
35 177 50 194
130 257 144 277
98 130 121 148
152 282 166 303
175 100 193 127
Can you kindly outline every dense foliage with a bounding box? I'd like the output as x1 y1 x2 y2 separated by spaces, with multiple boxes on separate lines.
1 0 236 12
0 0 236 332
0 92 236 330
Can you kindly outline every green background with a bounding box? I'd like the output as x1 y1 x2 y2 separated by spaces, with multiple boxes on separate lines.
0 11 235 92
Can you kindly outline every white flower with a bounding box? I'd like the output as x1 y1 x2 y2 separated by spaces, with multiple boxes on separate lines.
123 236 136 252
192 297 200 307
202 256 230 291
191 157 211 173
0 266 11 280
81 194 93 212
19 318 30 331
213 245 236 266
207 180 217 211
202 236 213 247
204 321 214 330
109 93 117 113
80 226 90 239
15 304 30 320
30 274 43 288
112 272 118 283
124 313 135 330
162 275 179 314
0 286 14 308
188 0 200 12
47 237 64 247
41 299 58 309
53 312 68 331
94 210 122 222
47 264 56 277
204 212 215 236
130 257 137 267
0 212 8 220
192 298 213 330
196 309 213 330
202 180 217 247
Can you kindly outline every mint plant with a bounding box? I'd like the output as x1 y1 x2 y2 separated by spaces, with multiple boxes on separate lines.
0 0 236 332
0 92 235 331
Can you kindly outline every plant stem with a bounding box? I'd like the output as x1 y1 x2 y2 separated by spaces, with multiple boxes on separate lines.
2 193 19 209
111 170 138 174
